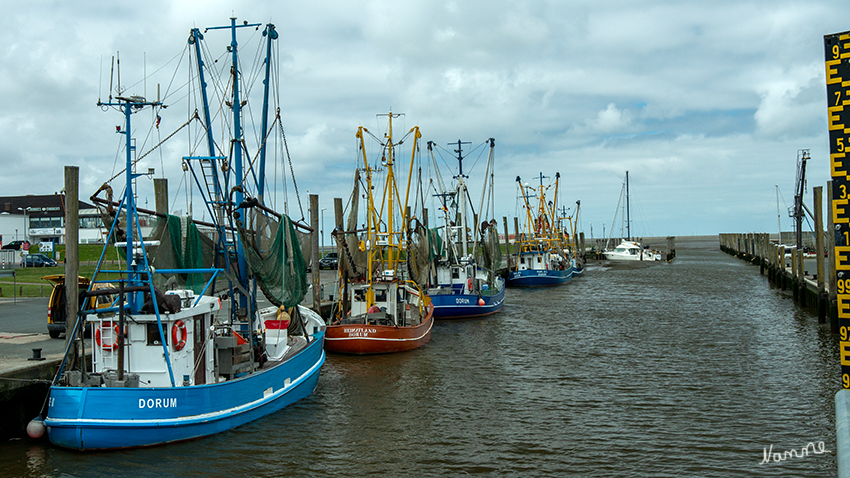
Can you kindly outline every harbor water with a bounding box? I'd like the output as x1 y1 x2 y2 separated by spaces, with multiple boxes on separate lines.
0 237 839 476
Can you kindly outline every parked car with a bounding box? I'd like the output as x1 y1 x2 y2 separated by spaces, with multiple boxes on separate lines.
44 275 116 339
2 240 30 250
318 252 339 270
23 254 57 267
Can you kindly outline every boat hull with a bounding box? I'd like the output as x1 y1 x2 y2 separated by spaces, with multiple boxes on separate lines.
430 283 506 320
325 304 434 354
507 268 572 287
44 332 325 450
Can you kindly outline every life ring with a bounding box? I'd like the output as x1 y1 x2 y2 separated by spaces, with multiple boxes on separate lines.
172 320 187 351
95 321 120 350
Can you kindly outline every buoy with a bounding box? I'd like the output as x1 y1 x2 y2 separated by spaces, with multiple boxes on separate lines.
27 417 45 439
478 298 485 306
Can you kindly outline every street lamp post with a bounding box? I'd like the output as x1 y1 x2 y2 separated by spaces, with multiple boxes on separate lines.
17 207 29 243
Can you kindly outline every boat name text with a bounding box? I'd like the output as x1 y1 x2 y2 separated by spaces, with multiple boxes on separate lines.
344 328 377 337
139 398 178 409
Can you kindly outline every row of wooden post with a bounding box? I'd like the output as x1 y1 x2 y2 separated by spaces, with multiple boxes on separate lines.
719 185 835 330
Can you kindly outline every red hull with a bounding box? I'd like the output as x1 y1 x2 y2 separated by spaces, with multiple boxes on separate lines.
325 304 434 355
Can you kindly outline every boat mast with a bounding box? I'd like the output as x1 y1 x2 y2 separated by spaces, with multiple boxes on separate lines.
355 126 376 305
625 170 631 241
205 17 262 317
452 139 471 259
258 23 278 205
776 184 782 244
378 112 401 271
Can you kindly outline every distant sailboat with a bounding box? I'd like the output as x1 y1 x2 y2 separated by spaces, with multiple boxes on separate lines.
603 171 660 261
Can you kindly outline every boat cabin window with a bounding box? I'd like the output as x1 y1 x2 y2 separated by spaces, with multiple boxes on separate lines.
520 257 526 264
146 323 169 346
354 289 366 302
537 257 542 263
375 289 387 302
451 267 460 279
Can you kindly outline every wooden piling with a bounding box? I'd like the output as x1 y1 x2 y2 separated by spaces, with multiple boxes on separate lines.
502 216 511 260
154 178 168 215
815 186 827 322
310 194 320 314
65 166 80 371
829 180 839 332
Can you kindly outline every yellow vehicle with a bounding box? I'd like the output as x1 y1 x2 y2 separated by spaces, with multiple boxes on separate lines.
43 275 115 339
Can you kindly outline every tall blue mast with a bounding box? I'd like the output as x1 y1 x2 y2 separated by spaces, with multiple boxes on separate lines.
258 23 277 204
205 17 261 315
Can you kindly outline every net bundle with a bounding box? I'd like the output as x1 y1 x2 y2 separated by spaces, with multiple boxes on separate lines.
147 214 215 294
238 209 309 308
480 221 502 272
406 218 436 287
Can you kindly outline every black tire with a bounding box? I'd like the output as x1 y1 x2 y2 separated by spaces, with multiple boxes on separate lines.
49 330 60 339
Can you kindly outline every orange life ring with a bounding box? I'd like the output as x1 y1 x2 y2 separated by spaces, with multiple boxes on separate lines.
172 320 187 351
95 321 120 351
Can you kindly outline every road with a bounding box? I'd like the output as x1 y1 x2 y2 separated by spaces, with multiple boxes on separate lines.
0 298 67 371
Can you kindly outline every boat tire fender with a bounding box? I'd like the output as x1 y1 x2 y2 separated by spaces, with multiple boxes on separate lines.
172 320 188 351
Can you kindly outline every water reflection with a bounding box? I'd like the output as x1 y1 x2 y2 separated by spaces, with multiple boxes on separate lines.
0 238 839 477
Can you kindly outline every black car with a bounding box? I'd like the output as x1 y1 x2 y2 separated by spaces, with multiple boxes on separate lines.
23 254 57 267
2 240 30 250
318 252 338 270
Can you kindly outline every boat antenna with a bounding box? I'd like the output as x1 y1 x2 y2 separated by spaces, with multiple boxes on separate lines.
108 55 114 101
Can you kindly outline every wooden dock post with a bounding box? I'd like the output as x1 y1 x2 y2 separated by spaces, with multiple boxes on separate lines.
65 166 80 371
829 180 839 332
791 248 798 300
502 216 511 260
815 186 827 322
310 194 320 314
513 216 520 249
154 178 168 214
666 236 676 261
779 245 787 290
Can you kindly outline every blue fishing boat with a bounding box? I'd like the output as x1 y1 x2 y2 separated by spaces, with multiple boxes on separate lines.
425 139 506 319
40 18 324 450
508 172 576 287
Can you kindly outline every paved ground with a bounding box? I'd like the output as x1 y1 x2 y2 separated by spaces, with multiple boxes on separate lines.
0 298 67 373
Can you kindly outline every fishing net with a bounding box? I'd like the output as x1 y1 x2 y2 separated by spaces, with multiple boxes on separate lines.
335 170 368 279
147 214 215 294
479 221 503 292
406 218 435 287
237 209 309 308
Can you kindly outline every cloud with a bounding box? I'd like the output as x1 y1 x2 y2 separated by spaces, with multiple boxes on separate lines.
0 0 847 237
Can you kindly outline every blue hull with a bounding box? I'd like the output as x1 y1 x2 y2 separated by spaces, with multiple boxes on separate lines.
507 268 572 287
431 283 506 320
45 333 325 450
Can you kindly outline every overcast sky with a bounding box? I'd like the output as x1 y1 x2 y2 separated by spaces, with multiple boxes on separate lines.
2 0 847 239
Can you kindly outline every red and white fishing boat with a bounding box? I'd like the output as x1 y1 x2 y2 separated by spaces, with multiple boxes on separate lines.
326 112 434 354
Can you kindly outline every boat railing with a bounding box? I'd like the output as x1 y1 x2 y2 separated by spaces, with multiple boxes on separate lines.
404 280 432 314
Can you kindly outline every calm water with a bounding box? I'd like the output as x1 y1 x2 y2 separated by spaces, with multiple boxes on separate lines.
0 238 839 476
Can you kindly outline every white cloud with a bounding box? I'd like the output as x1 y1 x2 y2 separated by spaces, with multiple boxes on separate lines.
0 0 847 236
